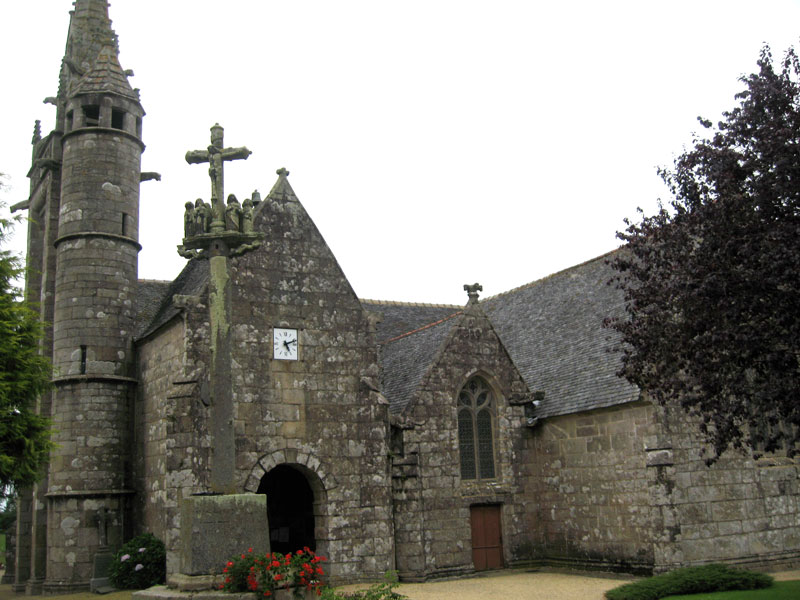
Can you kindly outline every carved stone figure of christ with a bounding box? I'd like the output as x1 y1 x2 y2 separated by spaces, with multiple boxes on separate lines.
185 123 251 234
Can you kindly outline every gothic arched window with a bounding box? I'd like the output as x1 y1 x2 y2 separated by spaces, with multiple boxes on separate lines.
457 376 496 480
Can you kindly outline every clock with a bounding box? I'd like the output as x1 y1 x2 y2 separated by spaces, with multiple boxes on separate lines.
273 327 299 360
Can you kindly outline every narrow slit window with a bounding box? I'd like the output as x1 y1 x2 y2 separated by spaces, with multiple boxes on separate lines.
80 345 87 374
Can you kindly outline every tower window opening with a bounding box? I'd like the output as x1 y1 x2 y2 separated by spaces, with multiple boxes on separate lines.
122 213 129 236
65 110 74 133
111 108 125 130
83 105 100 127
80 345 87 374
136 117 142 138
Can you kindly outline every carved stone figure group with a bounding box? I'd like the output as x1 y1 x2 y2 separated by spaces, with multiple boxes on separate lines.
184 192 257 238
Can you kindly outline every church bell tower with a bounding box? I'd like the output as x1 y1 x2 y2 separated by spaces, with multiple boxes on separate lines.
44 0 145 591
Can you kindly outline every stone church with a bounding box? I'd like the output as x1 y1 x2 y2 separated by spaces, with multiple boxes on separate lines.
9 0 800 593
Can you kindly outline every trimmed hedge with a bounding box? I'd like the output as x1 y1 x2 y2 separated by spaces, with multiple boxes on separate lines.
604 564 774 600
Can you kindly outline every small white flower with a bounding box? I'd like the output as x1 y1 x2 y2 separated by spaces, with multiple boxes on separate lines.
135 564 144 572
121 554 130 562
138 547 146 553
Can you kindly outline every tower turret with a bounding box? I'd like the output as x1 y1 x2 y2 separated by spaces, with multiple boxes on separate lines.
44 0 145 590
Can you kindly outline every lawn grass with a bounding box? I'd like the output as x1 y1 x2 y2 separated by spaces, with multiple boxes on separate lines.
663 580 800 599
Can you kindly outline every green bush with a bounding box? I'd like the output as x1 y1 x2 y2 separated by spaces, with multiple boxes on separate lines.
605 564 774 600
107 533 166 590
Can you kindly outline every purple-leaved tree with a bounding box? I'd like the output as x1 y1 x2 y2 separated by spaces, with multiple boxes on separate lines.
607 46 800 462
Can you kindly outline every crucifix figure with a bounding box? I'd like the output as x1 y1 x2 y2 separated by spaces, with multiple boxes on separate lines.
185 123 251 234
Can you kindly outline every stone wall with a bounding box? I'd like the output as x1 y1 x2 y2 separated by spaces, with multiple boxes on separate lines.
133 317 186 549
653 405 800 571
392 305 530 580
521 401 659 572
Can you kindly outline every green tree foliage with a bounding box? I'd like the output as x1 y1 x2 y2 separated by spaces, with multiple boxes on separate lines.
607 46 800 461
0 197 53 492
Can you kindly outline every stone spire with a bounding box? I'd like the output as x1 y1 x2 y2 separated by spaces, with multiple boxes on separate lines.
59 1 119 101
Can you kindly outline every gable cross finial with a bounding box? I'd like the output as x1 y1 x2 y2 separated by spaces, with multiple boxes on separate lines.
464 283 483 304
185 123 252 234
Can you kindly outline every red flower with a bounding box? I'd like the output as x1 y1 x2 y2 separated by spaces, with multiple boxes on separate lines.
315 567 324 576
248 547 253 553
272 560 281 568
264 592 271 597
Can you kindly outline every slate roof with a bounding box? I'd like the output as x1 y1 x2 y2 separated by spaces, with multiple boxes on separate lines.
135 258 209 341
482 251 639 418
364 302 462 414
361 300 462 343
134 279 172 338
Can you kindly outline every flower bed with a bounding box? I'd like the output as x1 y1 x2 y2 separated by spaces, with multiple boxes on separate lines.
219 547 327 598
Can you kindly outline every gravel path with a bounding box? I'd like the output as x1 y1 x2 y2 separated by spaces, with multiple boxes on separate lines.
340 569 637 600
397 571 631 600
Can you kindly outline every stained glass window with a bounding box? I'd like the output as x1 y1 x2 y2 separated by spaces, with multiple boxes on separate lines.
457 376 496 480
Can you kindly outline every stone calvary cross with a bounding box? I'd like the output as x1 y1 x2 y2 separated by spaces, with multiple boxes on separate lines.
185 123 251 234
180 123 261 494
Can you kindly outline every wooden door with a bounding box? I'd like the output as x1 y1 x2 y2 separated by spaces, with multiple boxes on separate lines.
470 505 503 570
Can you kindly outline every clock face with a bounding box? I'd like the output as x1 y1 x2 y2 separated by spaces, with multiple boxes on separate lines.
273 327 299 360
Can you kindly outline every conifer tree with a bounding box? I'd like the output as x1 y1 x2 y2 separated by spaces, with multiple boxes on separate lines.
0 193 53 494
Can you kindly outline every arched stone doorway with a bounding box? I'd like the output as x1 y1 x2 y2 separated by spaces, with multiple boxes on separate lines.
257 464 316 554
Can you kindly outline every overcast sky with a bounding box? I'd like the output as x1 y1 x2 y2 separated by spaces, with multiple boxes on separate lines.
1 1 799 304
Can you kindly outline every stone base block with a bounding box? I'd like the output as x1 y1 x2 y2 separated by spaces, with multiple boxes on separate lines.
167 574 220 592
134 585 251 600
180 493 269 577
